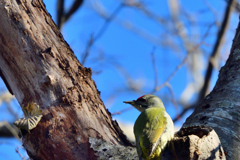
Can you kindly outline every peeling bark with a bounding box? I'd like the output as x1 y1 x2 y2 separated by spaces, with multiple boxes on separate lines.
0 0 131 159
162 126 226 160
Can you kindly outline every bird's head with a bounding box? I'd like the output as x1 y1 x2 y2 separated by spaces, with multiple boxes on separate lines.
123 94 165 112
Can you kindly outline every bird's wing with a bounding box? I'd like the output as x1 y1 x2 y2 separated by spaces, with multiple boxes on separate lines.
142 108 167 157
135 136 143 158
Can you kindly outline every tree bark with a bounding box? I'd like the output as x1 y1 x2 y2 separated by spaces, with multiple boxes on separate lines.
0 0 131 159
182 16 240 160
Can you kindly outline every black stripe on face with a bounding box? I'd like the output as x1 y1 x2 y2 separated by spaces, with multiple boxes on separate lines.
137 98 146 103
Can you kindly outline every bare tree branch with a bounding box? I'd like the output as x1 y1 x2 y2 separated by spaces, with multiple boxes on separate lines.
172 0 235 122
0 121 19 139
112 106 133 115
65 0 84 22
150 47 158 92
57 0 84 29
155 52 189 92
16 147 26 160
81 3 124 65
91 2 176 49
198 0 235 102
124 0 166 24
225 0 240 12
57 0 64 28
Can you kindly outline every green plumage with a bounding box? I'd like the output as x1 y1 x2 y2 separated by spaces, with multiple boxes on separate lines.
134 107 167 159
124 95 174 160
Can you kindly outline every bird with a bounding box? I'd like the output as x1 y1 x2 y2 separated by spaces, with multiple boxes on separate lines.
124 95 174 160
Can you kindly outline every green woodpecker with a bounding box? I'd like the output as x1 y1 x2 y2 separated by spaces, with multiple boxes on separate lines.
124 95 174 160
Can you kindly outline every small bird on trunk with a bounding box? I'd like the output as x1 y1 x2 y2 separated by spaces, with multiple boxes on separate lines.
124 95 174 160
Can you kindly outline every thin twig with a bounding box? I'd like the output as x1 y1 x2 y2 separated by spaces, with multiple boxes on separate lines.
172 0 235 122
91 1 175 48
156 22 215 122
57 0 64 28
153 20 214 93
16 148 25 160
57 0 84 29
165 83 178 112
155 53 189 92
150 47 158 92
204 0 219 21
112 106 134 115
172 104 195 122
198 0 235 102
81 4 124 65
170 23 214 122
0 121 20 140
6 102 19 120
65 0 84 22
124 1 166 24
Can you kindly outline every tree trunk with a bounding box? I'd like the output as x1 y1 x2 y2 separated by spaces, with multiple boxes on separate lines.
0 0 131 159
182 15 240 160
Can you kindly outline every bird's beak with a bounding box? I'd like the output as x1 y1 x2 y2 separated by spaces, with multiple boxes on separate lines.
124 100 145 112
123 100 135 105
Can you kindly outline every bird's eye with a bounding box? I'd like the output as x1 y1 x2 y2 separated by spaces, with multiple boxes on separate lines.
138 98 146 102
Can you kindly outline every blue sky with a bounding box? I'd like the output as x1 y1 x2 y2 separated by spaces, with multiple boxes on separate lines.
0 0 238 159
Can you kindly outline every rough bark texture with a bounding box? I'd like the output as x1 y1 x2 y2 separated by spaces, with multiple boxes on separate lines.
89 125 226 159
182 19 240 160
89 137 137 160
0 0 132 159
162 126 225 160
